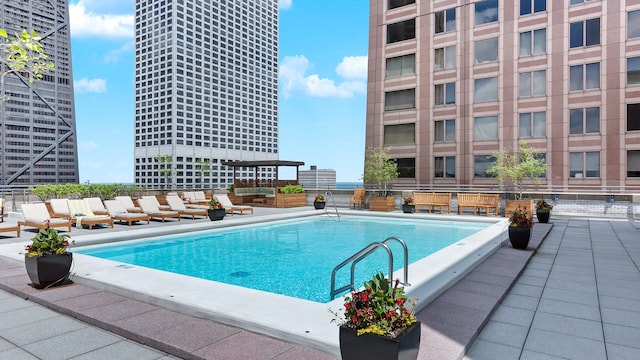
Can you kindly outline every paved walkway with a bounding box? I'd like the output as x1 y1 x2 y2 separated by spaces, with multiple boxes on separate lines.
0 214 639 359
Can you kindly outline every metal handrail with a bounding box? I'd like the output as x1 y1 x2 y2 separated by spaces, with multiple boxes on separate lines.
330 236 410 300
324 190 340 221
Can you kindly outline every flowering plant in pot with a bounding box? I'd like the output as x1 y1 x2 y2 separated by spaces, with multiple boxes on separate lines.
535 198 553 223
508 207 533 249
402 196 415 213
334 272 420 360
24 228 74 289
313 194 325 210
207 199 225 221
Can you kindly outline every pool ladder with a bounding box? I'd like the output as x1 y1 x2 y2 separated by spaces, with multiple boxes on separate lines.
324 190 340 221
329 236 410 300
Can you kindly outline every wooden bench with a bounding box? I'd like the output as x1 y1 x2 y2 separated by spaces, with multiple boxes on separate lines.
413 192 451 214
457 193 499 216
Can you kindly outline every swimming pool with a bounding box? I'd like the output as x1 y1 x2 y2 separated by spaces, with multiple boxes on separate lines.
75 216 489 302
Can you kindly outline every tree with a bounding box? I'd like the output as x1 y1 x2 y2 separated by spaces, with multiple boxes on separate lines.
1 29 54 91
362 146 399 197
195 158 211 188
154 155 173 189
486 141 547 200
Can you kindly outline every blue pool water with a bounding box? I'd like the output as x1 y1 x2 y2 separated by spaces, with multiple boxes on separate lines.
76 216 488 303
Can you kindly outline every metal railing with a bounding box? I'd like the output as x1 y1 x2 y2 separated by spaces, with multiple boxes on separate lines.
324 190 340 221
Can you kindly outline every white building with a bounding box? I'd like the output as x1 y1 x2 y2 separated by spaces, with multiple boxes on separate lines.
299 166 337 189
133 0 279 189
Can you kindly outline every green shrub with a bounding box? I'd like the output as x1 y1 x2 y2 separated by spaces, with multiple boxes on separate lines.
280 184 304 194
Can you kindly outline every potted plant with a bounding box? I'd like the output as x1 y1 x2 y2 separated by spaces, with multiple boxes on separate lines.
508 207 533 250
313 194 326 210
23 227 74 289
334 272 420 360
402 196 415 213
276 184 306 208
535 198 553 223
363 146 399 212
207 199 226 221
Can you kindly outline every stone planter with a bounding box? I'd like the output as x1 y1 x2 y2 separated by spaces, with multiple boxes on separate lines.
536 209 550 223
25 253 73 289
207 208 226 221
339 322 421 360
313 201 326 210
402 204 415 213
508 226 531 250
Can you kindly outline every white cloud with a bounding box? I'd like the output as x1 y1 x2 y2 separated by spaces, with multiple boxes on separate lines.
279 0 293 10
74 78 107 94
336 56 368 80
104 42 134 64
69 0 134 39
279 55 367 99
79 141 100 152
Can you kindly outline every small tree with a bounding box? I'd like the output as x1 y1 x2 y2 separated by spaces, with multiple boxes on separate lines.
362 146 399 197
154 155 173 189
486 141 546 200
195 158 211 188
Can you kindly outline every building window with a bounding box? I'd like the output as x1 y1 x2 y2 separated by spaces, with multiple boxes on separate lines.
475 0 498 26
435 46 456 70
435 8 456 34
519 70 546 98
519 111 546 138
435 82 455 105
570 151 600 178
520 28 546 57
569 62 600 91
629 103 640 131
474 155 496 177
385 88 415 111
389 0 415 10
474 116 499 141
474 37 498 64
387 18 415 44
570 18 600 48
520 0 545 16
434 119 455 142
533 153 547 177
474 77 498 102
627 57 640 85
629 10 640 39
628 150 640 177
396 158 415 178
570 107 600 134
435 156 456 178
384 123 415 145
386 54 415 78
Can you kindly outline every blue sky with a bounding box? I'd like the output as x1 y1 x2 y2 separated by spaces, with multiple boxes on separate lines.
69 0 369 184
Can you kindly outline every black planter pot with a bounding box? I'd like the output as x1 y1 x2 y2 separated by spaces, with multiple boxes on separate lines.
402 204 415 214
24 253 73 289
536 209 550 223
339 322 421 360
508 226 531 250
313 201 326 210
207 208 226 221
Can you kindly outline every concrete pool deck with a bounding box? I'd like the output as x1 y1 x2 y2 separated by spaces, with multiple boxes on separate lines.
0 207 638 359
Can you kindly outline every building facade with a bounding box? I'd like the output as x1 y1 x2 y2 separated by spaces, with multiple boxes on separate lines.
0 0 78 185
134 0 279 189
366 0 640 193
299 165 337 189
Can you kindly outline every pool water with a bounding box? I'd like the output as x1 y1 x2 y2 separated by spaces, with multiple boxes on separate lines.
76 216 488 303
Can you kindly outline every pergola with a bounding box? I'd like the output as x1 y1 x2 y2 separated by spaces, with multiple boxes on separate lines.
221 160 305 190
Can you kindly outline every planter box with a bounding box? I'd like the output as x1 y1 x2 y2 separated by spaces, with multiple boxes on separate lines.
275 193 306 208
25 253 73 289
339 322 421 360
504 199 534 216
370 196 396 212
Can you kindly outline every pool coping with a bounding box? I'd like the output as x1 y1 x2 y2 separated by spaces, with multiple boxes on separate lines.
0 210 509 355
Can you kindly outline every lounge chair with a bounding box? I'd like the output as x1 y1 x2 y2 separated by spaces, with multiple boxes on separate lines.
85 197 109 216
115 196 142 213
0 222 20 237
19 203 72 232
67 199 114 230
137 198 181 222
104 200 151 226
0 198 5 222
49 198 72 219
165 195 208 219
214 194 254 215
182 191 210 205
350 188 365 209
141 195 171 211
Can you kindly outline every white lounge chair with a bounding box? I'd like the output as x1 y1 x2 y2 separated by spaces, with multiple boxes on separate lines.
19 203 72 232
115 196 142 213
165 195 208 219
85 197 109 216
67 199 114 230
214 194 254 215
104 200 150 226
141 195 171 211
137 198 181 222
49 198 72 219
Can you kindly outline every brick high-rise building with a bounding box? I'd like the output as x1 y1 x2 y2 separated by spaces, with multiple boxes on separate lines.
0 0 78 185
366 0 640 192
134 0 279 189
